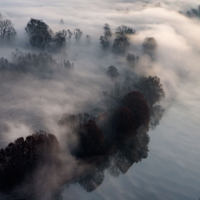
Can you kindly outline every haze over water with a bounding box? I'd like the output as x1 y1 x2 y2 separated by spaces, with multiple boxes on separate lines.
1 0 200 199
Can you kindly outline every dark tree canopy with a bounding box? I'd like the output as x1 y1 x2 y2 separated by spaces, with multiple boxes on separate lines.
0 57 16 70
0 50 73 75
186 5 200 18
25 18 53 50
122 91 150 130
0 131 60 193
143 37 157 50
52 30 67 49
104 23 112 38
113 35 129 53
114 106 136 141
0 19 16 41
116 25 135 36
126 53 139 63
77 120 105 158
106 65 119 78
100 35 110 49
135 76 165 107
60 19 64 24
150 105 165 128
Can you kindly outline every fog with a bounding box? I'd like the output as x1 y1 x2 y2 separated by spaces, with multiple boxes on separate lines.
0 0 200 199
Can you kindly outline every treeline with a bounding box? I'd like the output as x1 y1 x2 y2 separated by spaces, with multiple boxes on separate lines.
0 90 152 199
0 15 157 55
0 49 74 76
0 72 165 199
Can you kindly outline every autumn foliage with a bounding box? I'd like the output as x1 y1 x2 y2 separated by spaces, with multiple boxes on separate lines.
0 131 60 193
121 91 150 130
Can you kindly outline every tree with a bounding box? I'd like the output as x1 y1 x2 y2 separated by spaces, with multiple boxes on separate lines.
114 106 136 141
76 120 105 158
106 65 119 78
0 57 16 71
63 59 74 69
135 76 165 107
60 19 64 24
104 23 112 38
116 25 135 36
99 24 112 50
86 35 91 44
52 30 67 50
73 28 82 43
121 91 150 130
0 19 16 41
25 18 53 50
0 131 60 193
187 5 200 18
143 37 157 50
67 29 73 40
99 35 109 49
113 35 129 53
150 105 165 128
126 53 139 63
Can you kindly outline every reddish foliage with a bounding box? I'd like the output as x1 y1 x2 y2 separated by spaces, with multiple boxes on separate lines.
114 106 136 141
0 131 60 193
122 91 150 129
77 120 105 158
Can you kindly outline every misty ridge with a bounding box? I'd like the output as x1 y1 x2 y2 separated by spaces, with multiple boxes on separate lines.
0 0 200 199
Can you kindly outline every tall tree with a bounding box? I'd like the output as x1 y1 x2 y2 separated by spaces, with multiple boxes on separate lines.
0 19 16 41
73 28 83 43
25 18 53 50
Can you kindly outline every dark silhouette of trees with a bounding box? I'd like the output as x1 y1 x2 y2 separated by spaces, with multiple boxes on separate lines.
186 5 200 18
114 106 136 141
0 57 16 70
59 113 105 158
73 28 83 43
0 131 60 193
113 36 129 53
143 37 157 51
67 29 73 41
63 59 74 69
112 25 135 53
78 166 104 192
116 25 135 36
150 105 165 128
25 18 53 50
0 19 16 41
104 23 112 38
52 30 67 50
99 23 112 50
126 53 139 64
135 76 165 107
74 120 105 158
0 50 74 75
121 91 150 130
100 35 110 49
106 65 119 78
